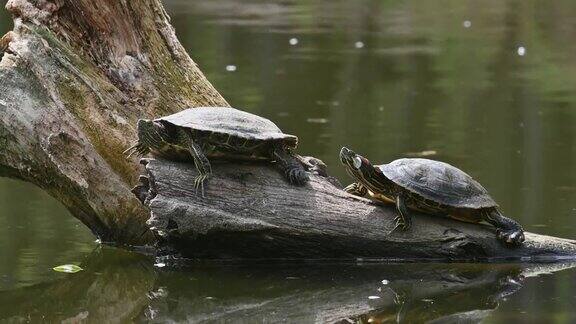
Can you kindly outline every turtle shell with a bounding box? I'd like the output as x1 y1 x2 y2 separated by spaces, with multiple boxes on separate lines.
157 107 298 147
377 158 497 209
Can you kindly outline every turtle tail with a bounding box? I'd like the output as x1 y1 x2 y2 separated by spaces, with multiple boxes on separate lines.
273 147 309 186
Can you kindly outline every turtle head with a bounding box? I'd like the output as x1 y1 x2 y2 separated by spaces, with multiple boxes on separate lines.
339 147 375 178
137 119 154 135
123 119 161 157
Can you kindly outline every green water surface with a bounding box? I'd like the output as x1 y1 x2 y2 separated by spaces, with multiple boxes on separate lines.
1 0 576 322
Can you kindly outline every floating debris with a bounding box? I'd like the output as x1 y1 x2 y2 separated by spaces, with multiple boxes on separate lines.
306 118 329 124
148 288 168 298
53 264 83 273
355 41 365 49
463 20 471 28
517 46 526 56
368 295 381 300
154 262 166 268
225 65 237 72
289 37 299 46
405 150 437 157
381 279 389 285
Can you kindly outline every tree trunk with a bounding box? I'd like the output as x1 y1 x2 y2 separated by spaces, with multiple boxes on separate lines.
138 158 576 260
0 0 228 244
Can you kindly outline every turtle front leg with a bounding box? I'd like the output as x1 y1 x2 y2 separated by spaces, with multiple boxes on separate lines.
183 132 212 197
484 208 525 246
344 182 368 197
273 147 309 186
392 194 413 232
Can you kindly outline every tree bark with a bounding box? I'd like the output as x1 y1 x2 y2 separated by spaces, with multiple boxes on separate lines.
138 158 576 260
0 0 228 244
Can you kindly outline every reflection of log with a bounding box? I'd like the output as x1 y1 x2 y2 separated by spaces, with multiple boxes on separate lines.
0 0 228 244
0 247 573 322
146 262 576 323
138 158 576 260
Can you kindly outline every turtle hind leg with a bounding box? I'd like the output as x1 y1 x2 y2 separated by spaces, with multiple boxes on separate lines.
273 147 309 186
484 208 525 246
182 131 212 197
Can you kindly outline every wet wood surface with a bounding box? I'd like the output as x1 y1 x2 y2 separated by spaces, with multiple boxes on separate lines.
137 158 576 260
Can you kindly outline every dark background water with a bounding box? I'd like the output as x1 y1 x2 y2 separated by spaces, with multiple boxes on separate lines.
1 0 576 322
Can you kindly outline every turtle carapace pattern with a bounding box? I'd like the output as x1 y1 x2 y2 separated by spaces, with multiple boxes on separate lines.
125 107 309 195
339 147 525 246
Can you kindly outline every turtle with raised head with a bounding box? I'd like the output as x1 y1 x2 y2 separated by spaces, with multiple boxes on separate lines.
339 147 525 246
125 107 309 195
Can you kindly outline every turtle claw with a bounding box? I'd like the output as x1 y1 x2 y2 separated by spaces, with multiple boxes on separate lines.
123 143 150 158
286 168 309 186
389 216 410 235
497 229 525 246
297 170 309 185
395 216 410 231
193 174 210 197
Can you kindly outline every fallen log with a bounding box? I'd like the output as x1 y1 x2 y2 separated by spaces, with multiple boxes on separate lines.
136 158 576 260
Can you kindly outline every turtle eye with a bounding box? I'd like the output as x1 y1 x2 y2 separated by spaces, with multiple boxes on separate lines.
352 156 362 169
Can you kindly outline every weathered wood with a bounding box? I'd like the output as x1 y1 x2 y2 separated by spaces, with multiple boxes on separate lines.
139 158 576 260
0 0 228 244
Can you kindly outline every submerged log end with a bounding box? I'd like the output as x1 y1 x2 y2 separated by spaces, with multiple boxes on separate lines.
134 158 576 261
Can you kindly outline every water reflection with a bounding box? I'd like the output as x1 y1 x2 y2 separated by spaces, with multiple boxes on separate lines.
2 0 576 321
144 262 531 323
0 247 574 323
0 178 94 290
0 248 155 323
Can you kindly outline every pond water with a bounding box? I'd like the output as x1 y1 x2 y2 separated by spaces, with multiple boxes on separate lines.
1 0 576 322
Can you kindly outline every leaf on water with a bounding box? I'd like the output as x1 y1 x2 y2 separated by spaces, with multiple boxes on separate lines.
53 264 83 273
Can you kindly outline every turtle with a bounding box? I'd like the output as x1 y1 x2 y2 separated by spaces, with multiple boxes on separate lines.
339 147 525 246
124 107 310 195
